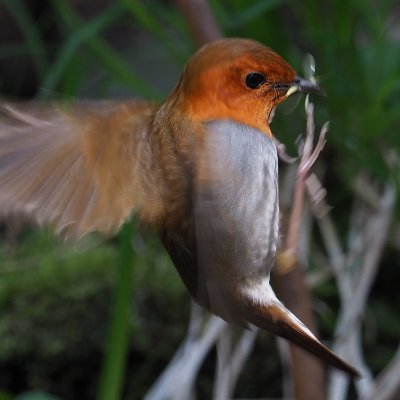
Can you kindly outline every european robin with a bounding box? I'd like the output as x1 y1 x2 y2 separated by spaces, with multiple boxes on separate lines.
0 38 359 377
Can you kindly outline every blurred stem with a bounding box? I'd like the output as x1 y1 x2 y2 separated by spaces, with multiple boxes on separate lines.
40 4 123 98
98 223 134 400
2 0 47 78
175 0 221 47
50 0 159 98
119 0 186 62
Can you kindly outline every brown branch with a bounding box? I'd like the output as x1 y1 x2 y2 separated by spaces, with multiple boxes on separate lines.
274 97 328 400
175 0 221 47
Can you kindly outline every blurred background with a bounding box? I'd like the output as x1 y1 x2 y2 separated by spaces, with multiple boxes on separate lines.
0 0 399 399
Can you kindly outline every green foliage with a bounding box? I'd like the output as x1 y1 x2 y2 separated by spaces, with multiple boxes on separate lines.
295 0 400 181
98 223 133 400
16 391 61 400
2 0 48 79
0 228 186 399
0 235 114 359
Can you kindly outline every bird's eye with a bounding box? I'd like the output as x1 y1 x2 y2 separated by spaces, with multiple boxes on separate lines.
245 72 266 89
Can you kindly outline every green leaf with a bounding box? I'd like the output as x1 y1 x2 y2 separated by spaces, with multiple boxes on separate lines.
2 0 48 78
48 0 159 98
40 4 123 98
97 223 134 400
16 391 60 400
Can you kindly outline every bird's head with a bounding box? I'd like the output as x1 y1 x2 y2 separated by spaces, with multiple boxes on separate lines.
171 38 320 136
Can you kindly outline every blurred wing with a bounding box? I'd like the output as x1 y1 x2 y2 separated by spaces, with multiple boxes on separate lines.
0 100 158 239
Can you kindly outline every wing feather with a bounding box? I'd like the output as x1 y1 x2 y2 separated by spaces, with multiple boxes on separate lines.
0 100 159 239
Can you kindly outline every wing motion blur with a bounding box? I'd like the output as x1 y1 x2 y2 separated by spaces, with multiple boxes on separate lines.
0 100 158 239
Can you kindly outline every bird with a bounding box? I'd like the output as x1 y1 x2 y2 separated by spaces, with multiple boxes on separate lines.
0 38 359 377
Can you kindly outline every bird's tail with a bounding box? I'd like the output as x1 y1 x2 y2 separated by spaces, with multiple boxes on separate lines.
244 299 360 378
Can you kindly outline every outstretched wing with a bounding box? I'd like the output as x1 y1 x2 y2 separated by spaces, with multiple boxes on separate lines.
0 100 159 239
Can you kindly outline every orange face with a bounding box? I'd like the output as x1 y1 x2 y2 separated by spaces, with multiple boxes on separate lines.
174 39 298 136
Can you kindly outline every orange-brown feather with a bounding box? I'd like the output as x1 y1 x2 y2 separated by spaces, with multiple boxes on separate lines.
172 38 296 136
0 100 162 238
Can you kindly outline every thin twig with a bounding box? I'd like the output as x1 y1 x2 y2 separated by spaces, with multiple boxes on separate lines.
144 308 227 400
213 325 234 400
213 327 258 400
283 97 327 261
175 0 221 47
365 344 400 400
275 96 328 400
314 181 397 400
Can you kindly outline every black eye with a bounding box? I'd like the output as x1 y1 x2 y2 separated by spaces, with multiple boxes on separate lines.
245 72 266 89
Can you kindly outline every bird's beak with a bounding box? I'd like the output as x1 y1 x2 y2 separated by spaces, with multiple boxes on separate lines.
245 300 361 377
286 76 321 97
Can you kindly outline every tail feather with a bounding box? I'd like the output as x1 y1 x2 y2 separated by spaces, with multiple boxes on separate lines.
245 300 360 378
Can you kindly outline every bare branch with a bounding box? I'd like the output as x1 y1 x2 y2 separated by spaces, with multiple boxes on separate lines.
275 96 328 400
213 327 258 399
213 325 234 400
365 344 400 400
273 135 298 163
144 305 227 400
311 181 397 400
282 97 329 261
299 122 327 178
340 184 395 332
175 0 221 46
